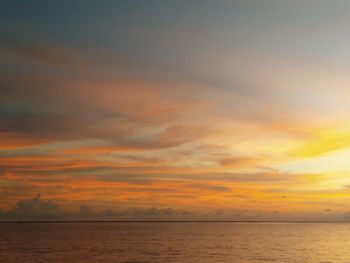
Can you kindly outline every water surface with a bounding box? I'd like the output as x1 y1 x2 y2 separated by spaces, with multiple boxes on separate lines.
1 222 349 262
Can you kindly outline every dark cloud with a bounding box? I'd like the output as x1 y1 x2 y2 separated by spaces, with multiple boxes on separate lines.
0 195 344 222
344 212 350 220
0 196 198 221
6 194 66 219
188 184 231 192
0 111 92 141
0 195 247 221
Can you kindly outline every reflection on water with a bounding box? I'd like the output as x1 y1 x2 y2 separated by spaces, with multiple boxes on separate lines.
1 222 350 262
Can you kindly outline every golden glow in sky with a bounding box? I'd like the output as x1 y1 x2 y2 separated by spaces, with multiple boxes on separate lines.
1 1 350 220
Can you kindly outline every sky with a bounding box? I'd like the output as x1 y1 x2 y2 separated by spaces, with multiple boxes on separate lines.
2 0 350 220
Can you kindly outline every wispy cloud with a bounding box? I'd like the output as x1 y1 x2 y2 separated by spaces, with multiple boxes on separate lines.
0 30 83 69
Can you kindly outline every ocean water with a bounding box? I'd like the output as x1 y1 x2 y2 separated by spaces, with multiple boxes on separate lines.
1 222 350 263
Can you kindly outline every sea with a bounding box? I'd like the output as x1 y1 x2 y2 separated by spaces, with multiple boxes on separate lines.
1 222 350 263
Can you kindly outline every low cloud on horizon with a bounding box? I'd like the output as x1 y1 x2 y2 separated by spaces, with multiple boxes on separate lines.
0 195 346 222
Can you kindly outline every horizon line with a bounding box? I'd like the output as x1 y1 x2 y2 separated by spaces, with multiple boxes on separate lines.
1 220 350 224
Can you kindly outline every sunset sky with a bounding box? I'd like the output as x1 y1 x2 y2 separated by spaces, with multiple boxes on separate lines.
2 0 350 220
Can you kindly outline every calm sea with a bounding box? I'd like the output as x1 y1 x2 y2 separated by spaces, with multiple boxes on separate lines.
1 222 350 262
